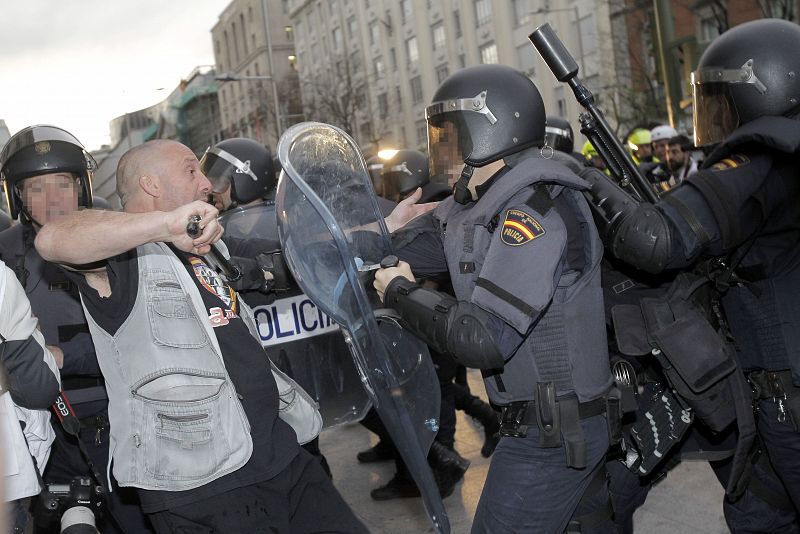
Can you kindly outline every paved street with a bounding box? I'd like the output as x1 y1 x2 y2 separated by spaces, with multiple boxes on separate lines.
319 370 729 533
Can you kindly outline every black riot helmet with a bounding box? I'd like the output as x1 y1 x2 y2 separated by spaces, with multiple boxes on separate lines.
0 125 95 221
426 64 546 201
691 19 800 147
200 137 276 208
380 149 430 201
544 116 575 154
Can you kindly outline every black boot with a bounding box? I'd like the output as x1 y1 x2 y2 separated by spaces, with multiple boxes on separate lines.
357 440 394 463
459 392 501 457
370 473 420 500
428 441 470 498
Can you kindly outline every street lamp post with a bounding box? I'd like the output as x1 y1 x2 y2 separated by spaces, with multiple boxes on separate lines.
531 6 585 75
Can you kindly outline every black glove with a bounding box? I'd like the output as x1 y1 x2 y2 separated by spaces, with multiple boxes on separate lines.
227 256 270 293
256 250 295 292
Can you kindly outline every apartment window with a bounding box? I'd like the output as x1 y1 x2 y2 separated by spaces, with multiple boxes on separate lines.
370 21 380 46
378 93 389 118
436 64 450 84
453 10 462 38
699 13 720 43
286 26 294 42
512 0 530 27
333 27 343 51
432 22 446 51
406 36 419 64
458 53 466 68
347 15 357 38
248 6 253 21
401 0 413 24
375 57 385 78
416 119 427 146
395 86 403 107
474 0 492 26
516 43 536 76
231 22 240 64
555 86 566 117
359 121 371 141
240 14 248 55
480 42 498 64
410 75 423 104
390 47 397 70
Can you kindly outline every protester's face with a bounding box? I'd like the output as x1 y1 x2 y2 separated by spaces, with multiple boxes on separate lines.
158 143 212 210
20 172 80 225
666 144 687 172
653 140 669 162
635 143 653 160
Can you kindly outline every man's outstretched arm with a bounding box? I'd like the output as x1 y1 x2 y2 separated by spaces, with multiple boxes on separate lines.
35 201 222 265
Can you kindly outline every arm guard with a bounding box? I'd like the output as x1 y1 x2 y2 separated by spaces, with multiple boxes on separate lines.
580 166 673 273
384 277 504 369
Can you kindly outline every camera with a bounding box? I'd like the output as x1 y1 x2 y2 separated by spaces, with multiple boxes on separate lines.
34 476 104 533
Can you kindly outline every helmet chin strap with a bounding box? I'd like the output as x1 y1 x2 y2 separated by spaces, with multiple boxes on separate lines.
453 164 474 205
20 205 44 229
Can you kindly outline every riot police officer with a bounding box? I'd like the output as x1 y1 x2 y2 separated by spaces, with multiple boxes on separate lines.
374 64 617 533
0 125 153 533
584 18 800 524
380 149 451 203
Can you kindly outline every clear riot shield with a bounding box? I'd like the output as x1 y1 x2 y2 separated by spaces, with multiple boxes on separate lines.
276 122 449 534
219 203 372 429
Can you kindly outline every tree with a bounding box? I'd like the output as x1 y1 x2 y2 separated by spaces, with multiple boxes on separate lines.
299 52 366 138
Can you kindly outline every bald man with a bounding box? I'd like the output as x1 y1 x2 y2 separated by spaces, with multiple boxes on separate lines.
35 140 370 533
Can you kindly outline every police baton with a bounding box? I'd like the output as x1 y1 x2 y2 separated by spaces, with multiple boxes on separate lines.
186 215 243 282
529 23 658 204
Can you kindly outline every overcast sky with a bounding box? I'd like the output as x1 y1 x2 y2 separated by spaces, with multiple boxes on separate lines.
0 1 230 151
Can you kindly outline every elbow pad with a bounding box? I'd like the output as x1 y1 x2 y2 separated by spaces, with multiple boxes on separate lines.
384 277 504 370
610 204 673 274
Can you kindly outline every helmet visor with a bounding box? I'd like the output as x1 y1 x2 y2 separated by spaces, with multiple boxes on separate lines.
200 147 258 194
426 115 473 187
691 81 740 147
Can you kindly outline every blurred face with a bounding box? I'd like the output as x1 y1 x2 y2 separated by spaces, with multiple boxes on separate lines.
209 179 233 211
19 172 80 226
652 139 669 162
666 144 688 172
428 118 468 188
156 143 213 211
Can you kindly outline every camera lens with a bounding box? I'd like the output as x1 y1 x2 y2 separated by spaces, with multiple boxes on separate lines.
60 506 97 534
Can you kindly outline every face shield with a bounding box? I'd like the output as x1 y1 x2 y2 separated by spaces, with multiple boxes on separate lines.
199 146 258 194
425 91 496 187
691 59 766 147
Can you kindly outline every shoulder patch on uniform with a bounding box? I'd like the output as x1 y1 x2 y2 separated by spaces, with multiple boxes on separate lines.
710 154 750 171
500 209 545 246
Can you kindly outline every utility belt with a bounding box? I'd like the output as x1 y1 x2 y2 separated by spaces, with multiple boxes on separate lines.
498 382 622 469
748 369 800 431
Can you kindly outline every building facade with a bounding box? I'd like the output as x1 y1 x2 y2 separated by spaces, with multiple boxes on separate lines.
211 0 302 149
287 0 617 154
